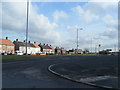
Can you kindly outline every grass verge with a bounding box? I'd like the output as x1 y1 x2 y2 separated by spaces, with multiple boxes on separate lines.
1 54 97 60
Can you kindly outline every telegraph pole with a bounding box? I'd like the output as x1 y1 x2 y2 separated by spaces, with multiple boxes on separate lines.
26 0 29 55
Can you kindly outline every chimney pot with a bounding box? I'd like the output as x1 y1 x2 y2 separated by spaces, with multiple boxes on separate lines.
16 39 18 41
29 41 30 43
6 37 8 40
34 42 36 44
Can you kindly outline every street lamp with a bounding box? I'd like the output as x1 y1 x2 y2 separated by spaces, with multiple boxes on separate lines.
76 27 83 54
25 0 29 55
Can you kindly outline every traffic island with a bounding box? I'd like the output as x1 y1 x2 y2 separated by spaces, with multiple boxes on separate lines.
48 63 118 89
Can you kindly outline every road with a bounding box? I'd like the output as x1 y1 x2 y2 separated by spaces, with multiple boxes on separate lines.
2 55 118 89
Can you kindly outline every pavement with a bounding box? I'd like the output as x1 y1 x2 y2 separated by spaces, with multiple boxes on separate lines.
2 55 119 89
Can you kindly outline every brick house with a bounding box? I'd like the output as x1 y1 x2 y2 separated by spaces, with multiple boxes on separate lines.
0 37 14 55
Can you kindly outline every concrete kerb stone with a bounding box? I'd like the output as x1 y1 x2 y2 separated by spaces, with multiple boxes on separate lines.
48 64 117 90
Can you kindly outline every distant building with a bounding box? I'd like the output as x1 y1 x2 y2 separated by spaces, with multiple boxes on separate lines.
75 49 83 54
39 44 54 55
61 48 66 54
55 47 66 54
83 49 89 54
0 37 14 55
55 47 62 54
67 49 75 54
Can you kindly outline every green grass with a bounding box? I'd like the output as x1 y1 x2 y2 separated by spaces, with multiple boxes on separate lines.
1 54 97 60
1 55 60 60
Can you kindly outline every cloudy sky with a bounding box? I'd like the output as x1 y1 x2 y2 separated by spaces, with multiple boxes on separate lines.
1 0 118 52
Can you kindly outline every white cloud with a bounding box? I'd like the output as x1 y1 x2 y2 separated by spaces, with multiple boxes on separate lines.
67 25 81 31
84 10 99 22
103 14 117 28
72 2 117 23
99 29 118 39
2 2 27 31
53 10 68 23
1 2 118 50
72 5 84 14
2 2 61 46
72 5 99 22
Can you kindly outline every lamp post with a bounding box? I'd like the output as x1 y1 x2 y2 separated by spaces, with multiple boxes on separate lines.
76 27 83 54
26 0 29 55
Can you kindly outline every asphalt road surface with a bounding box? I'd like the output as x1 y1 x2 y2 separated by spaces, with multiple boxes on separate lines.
2 55 119 89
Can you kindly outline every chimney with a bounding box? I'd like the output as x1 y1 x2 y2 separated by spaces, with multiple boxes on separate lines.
44 43 45 45
16 39 18 41
6 37 8 40
46 44 48 46
34 42 36 44
50 45 51 46
29 41 30 43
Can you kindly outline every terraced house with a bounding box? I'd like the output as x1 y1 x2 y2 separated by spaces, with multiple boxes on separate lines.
30 42 41 55
13 39 42 55
39 44 55 55
0 37 14 55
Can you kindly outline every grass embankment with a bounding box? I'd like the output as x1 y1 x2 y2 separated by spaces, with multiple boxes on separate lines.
1 54 97 60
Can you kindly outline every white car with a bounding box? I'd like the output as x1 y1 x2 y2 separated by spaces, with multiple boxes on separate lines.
16 51 23 55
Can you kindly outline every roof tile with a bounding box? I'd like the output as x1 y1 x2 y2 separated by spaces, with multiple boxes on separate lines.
0 39 14 46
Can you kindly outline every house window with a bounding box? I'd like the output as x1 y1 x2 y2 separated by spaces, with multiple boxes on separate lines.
2 45 6 47
8 45 13 48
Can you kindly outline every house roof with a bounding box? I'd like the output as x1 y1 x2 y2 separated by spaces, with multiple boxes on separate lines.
29 43 35 47
0 39 14 46
17 41 25 46
32 43 40 48
49 46 54 49
39 45 51 49
14 41 35 47
61 48 66 51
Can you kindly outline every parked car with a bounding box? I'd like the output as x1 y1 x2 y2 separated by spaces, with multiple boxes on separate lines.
15 51 23 55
